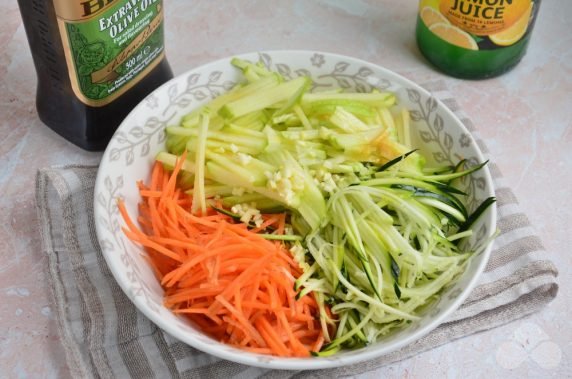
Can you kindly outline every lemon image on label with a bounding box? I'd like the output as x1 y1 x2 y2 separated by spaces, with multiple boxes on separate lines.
490 2 534 46
429 23 479 50
420 6 450 27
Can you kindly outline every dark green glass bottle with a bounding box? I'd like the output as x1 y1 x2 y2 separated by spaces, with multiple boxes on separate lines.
416 0 541 79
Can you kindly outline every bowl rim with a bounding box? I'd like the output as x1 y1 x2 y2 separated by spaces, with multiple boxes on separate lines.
94 49 497 370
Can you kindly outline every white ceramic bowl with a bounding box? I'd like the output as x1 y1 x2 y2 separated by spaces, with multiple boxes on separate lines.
94 50 497 370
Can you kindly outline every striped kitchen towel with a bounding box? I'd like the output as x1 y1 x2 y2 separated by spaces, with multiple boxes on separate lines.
35 82 558 378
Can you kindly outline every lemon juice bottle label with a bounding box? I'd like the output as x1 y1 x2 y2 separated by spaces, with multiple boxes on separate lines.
416 0 541 79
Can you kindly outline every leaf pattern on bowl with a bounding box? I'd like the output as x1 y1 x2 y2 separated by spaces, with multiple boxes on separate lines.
108 116 170 166
316 60 391 92
407 90 486 212
164 71 236 114
258 52 391 92
95 172 160 312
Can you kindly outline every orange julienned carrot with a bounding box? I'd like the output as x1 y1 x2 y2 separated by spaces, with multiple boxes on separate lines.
117 154 329 357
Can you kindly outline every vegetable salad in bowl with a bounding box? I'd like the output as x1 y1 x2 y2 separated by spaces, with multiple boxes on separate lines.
95 51 496 369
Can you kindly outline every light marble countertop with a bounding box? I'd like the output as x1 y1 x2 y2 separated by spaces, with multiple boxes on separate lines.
1 1 570 377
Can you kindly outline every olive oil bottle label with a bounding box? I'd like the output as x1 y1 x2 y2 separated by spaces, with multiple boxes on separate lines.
54 0 166 106
419 0 539 51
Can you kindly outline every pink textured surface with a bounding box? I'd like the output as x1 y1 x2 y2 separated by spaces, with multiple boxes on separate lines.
0 1 569 377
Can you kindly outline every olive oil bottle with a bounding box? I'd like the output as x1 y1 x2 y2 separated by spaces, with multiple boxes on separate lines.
416 0 541 79
18 0 173 151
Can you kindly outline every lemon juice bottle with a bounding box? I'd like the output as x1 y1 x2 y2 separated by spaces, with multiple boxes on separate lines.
416 0 540 79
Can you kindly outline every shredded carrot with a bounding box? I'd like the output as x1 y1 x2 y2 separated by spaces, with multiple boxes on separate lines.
118 156 328 357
